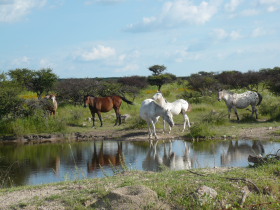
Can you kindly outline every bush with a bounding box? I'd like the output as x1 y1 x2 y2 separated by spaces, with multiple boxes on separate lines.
258 93 280 121
188 122 215 138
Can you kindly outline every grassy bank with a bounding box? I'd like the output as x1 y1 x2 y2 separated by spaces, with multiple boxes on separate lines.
1 83 280 139
0 161 279 209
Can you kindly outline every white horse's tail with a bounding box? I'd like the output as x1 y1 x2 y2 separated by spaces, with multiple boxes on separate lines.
257 92 262 106
187 104 192 112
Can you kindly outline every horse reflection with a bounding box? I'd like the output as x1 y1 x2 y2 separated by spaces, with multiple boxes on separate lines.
142 141 192 171
87 141 123 172
221 140 265 166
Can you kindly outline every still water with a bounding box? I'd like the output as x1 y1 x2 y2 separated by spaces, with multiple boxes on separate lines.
0 139 279 187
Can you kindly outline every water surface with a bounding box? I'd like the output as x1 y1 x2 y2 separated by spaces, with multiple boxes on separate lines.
0 139 279 187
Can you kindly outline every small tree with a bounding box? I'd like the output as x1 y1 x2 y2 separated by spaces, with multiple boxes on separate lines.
147 65 176 90
148 65 166 76
147 73 176 91
31 68 58 98
8 68 58 99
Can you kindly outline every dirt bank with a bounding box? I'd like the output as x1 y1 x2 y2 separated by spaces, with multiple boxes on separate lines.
1 124 280 144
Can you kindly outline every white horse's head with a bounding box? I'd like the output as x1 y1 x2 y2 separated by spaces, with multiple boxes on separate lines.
218 89 226 101
164 109 174 127
152 92 163 101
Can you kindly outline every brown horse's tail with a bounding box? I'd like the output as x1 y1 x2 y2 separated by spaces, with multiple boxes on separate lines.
120 96 134 105
257 92 262 106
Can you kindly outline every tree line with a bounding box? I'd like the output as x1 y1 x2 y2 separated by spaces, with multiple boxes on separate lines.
1 66 280 120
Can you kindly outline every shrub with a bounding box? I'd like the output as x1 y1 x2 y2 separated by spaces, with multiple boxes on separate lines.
188 122 215 138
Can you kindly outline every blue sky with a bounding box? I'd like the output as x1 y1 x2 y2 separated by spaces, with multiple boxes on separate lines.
1 0 280 78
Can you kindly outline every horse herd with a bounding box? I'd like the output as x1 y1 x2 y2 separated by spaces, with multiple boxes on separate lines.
47 89 263 140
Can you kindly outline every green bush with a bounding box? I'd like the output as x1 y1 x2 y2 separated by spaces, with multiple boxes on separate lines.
187 122 215 138
259 94 280 120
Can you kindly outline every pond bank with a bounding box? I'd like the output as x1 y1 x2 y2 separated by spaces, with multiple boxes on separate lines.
1 124 280 144
0 163 279 209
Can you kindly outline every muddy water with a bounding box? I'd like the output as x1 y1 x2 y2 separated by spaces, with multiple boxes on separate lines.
0 139 279 187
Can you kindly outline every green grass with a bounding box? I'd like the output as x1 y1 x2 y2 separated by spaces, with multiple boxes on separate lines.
1 83 280 138
0 161 279 209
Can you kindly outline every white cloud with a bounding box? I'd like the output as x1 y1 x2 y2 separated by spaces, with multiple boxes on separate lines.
39 58 55 68
115 64 139 73
0 0 46 22
225 0 243 12
84 0 124 5
126 0 221 32
76 45 116 61
240 9 259 16
11 56 31 67
212 28 242 40
213 28 228 39
259 0 280 12
251 27 267 37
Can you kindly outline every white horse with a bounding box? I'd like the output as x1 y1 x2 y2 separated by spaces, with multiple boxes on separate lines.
218 90 262 120
162 142 192 170
140 99 174 139
152 92 191 133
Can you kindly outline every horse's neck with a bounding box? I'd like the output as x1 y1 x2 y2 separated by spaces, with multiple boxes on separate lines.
156 97 167 107
153 103 165 116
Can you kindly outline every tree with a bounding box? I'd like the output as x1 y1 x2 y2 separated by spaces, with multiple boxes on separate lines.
216 70 243 89
148 65 166 76
8 68 58 99
187 72 219 95
260 67 280 95
31 69 58 98
147 73 177 91
7 68 34 90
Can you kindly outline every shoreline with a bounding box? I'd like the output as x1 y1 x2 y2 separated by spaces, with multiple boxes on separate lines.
1 125 280 144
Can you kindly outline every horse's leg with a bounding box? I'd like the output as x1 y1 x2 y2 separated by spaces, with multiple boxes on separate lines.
91 112 96 127
150 119 158 139
252 105 258 119
97 111 103 127
147 121 152 139
163 120 166 133
228 107 232 119
233 107 240 120
182 112 191 132
114 108 121 126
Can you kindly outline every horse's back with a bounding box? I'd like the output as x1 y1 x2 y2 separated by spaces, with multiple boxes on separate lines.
234 91 259 108
140 99 158 121
170 99 189 114
95 97 114 112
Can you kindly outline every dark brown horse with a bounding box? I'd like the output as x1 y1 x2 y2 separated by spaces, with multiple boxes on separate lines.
83 95 133 127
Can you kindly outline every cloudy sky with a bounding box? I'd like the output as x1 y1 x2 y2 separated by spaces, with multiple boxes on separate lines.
1 0 280 78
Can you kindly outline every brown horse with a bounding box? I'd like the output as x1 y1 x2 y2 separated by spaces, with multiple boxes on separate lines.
84 95 133 127
87 141 123 172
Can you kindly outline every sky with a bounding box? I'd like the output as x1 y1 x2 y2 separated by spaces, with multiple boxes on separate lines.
0 0 280 78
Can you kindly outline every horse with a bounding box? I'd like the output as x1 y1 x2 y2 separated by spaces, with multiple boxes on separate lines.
142 141 192 171
140 99 174 139
45 94 58 116
221 140 264 166
87 141 123 172
83 95 134 127
152 92 191 133
218 90 262 120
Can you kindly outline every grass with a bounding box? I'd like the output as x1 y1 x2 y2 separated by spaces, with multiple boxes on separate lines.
0 161 279 209
1 82 280 139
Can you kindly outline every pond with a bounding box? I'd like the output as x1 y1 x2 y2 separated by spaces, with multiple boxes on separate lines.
0 139 279 187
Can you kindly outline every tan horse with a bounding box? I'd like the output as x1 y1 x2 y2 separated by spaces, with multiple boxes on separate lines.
45 94 58 116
